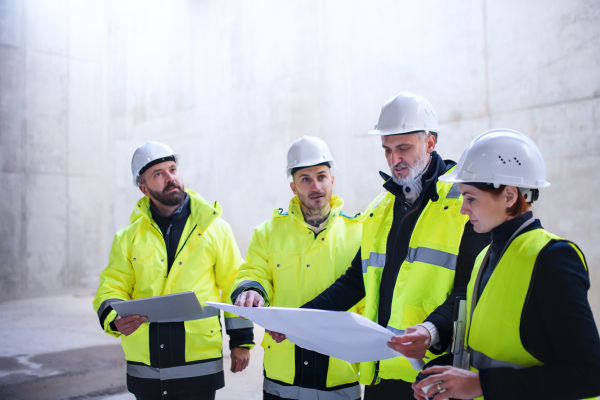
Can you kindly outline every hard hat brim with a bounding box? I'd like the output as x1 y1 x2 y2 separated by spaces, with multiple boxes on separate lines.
286 160 337 178
439 173 551 189
133 153 181 186
367 128 439 136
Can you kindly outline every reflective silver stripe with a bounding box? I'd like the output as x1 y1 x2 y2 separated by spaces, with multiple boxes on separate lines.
371 192 387 209
446 183 461 199
405 247 457 271
225 316 254 330
158 305 220 323
386 326 405 336
361 252 386 273
469 348 525 370
127 359 224 380
96 298 123 318
264 378 361 400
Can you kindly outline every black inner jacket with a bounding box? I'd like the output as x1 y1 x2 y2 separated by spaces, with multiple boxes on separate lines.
302 151 490 352
473 212 600 400
150 193 191 273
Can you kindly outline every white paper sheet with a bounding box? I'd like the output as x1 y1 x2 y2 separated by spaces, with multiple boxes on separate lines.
206 302 424 370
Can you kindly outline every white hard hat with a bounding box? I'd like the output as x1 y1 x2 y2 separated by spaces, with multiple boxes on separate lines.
286 136 337 178
368 91 439 136
439 129 550 191
131 141 180 186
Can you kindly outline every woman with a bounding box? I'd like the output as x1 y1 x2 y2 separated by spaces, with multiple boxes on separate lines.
412 129 600 400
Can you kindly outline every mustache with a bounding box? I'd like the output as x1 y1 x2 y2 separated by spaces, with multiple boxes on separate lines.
392 162 410 171
163 181 182 193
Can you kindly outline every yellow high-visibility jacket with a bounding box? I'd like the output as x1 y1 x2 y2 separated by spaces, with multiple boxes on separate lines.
232 195 363 400
360 170 469 384
93 189 253 396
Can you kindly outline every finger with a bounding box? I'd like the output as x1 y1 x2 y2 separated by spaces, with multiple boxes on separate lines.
234 293 245 306
230 356 237 372
425 385 447 398
421 366 450 376
122 314 142 323
245 294 255 308
416 374 444 389
241 357 249 371
391 333 423 343
237 292 249 307
255 296 265 307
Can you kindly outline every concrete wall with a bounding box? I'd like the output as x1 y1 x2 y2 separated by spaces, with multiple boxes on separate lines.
1 0 599 312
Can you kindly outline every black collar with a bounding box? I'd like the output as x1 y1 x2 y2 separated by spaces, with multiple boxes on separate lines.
379 151 453 203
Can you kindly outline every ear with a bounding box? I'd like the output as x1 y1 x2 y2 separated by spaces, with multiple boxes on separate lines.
504 186 518 208
139 183 150 197
290 181 298 196
331 175 335 186
425 134 436 153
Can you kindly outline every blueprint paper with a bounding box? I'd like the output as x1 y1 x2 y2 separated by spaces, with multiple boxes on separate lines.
206 302 424 369
112 291 204 323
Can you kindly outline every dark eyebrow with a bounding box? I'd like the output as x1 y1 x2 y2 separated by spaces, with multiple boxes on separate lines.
461 191 474 196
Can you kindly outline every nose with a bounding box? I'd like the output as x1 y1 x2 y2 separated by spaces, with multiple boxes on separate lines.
460 202 469 215
391 150 403 167
311 180 321 191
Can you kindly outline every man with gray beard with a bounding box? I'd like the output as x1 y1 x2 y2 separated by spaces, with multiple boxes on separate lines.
295 92 490 399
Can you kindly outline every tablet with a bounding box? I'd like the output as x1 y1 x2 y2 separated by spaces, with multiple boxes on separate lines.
111 291 205 323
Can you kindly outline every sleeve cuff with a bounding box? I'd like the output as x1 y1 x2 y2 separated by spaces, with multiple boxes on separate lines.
418 321 440 348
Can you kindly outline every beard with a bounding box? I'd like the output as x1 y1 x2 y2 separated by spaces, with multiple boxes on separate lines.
148 181 186 207
391 145 430 186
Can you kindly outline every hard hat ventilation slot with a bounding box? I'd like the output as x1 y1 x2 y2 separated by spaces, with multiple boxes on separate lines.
514 157 521 165
498 155 506 164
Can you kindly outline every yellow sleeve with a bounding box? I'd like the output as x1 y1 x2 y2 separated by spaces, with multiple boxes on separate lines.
214 220 255 338
92 233 134 338
231 227 274 305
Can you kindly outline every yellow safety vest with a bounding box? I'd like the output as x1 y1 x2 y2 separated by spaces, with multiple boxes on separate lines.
233 195 364 399
466 228 592 400
93 189 251 384
360 170 468 384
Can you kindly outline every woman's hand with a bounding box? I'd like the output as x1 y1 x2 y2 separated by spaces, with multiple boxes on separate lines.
412 366 483 400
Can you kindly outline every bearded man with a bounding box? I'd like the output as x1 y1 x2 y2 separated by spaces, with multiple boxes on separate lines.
284 92 490 399
231 136 364 400
93 142 253 400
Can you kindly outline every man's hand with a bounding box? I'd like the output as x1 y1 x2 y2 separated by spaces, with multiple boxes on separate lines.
230 347 250 373
412 365 482 400
266 330 287 343
114 315 147 336
387 325 431 359
234 290 265 308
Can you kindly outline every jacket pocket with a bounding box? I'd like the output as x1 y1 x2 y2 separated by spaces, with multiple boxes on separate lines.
121 322 151 364
184 316 223 361
262 332 296 384
268 251 300 291
132 244 156 283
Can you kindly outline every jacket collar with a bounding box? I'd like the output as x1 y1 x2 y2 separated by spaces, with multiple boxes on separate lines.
131 188 221 232
380 151 453 203
286 195 344 229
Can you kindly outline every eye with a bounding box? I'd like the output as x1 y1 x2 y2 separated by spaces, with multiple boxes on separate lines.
467 198 475 204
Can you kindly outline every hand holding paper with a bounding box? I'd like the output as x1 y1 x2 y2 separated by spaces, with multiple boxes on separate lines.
206 302 425 370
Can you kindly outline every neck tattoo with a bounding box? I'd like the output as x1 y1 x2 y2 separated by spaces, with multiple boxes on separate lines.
302 206 331 228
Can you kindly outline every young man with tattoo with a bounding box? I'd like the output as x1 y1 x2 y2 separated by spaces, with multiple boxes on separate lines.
231 136 365 400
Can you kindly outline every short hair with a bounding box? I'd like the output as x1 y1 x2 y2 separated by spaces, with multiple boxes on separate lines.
471 184 529 217
291 162 331 178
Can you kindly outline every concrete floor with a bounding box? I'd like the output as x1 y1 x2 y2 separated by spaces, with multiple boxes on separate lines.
0 294 265 399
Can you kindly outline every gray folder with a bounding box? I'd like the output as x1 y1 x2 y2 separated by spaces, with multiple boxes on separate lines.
111 291 205 323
